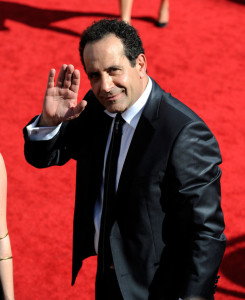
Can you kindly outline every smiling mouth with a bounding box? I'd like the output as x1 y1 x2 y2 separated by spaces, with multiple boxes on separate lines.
105 92 123 101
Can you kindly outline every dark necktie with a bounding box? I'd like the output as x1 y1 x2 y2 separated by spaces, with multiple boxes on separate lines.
98 113 125 273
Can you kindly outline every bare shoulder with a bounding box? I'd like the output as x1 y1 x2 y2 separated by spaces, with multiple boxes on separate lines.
0 153 3 165
0 153 7 232
0 153 4 166
0 153 7 175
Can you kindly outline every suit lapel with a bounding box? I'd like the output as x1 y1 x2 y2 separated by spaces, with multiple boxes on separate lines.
117 79 163 196
92 112 113 188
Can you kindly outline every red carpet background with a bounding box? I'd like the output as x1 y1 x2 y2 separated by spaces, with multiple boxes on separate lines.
1 0 245 299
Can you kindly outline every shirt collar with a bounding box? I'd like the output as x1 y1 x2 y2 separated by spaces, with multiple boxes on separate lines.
105 77 152 129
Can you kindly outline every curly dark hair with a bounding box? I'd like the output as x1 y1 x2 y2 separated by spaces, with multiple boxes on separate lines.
79 19 145 69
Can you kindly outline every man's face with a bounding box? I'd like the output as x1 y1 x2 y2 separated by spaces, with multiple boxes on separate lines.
83 34 147 113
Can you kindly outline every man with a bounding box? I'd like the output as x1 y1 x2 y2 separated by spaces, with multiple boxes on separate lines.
23 19 226 300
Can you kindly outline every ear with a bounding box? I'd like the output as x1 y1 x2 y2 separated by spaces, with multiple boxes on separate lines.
136 54 147 78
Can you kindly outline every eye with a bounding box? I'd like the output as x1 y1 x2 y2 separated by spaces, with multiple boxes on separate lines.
88 72 100 80
108 67 121 75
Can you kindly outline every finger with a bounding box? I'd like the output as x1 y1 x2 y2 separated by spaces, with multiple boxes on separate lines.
73 100 87 118
78 99 87 111
56 64 68 88
70 69 80 94
65 100 87 121
47 68 56 89
63 64 74 89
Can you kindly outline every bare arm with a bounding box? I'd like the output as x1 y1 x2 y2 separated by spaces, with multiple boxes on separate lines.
39 64 87 127
0 154 14 300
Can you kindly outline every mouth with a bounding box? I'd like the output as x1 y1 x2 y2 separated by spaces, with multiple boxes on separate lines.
105 92 123 102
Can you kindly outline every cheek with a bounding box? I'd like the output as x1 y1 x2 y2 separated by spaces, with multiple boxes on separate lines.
115 73 130 93
120 71 129 85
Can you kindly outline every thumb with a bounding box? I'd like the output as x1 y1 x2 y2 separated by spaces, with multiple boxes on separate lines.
72 100 87 118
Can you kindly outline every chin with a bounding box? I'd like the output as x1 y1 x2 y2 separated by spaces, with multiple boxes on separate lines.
106 103 126 114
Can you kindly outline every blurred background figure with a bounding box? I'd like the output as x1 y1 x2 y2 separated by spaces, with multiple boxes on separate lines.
157 0 169 27
0 154 15 300
120 0 133 23
120 0 169 27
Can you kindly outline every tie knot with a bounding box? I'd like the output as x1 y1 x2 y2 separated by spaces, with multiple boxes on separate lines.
115 113 124 123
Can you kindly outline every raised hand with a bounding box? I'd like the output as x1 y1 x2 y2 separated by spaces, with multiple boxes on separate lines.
39 64 87 126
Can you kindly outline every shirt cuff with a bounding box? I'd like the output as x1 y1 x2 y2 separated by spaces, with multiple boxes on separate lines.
26 115 62 141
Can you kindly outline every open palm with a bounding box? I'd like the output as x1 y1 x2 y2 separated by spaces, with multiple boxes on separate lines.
41 64 87 126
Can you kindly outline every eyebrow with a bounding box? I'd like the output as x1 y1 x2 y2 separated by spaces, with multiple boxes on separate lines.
107 65 122 70
87 65 123 77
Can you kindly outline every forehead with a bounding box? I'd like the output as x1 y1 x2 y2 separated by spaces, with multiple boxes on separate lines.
83 34 126 69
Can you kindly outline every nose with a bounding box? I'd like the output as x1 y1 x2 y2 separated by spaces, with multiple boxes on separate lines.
100 73 114 93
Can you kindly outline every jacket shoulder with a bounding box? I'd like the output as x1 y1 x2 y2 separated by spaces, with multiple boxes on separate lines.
149 79 208 131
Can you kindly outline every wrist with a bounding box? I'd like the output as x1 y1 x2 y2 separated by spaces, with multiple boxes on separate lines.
38 113 60 127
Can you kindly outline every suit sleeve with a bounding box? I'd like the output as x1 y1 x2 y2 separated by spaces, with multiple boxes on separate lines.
23 121 68 168
23 108 88 168
169 120 226 299
23 90 100 169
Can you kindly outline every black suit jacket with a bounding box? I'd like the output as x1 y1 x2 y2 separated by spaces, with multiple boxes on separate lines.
24 79 226 300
